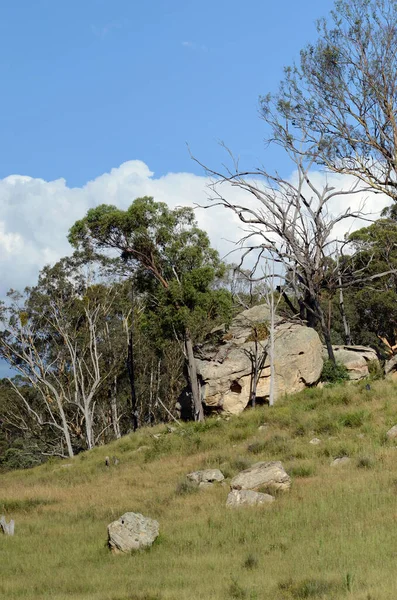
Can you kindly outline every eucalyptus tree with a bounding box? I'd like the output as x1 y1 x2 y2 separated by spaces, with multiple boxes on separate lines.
0 257 122 455
262 0 397 198
68 196 232 421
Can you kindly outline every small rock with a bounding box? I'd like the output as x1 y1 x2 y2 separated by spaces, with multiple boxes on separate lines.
230 461 291 493
387 425 397 440
330 456 351 467
309 438 321 445
198 482 214 489
108 512 159 554
317 381 325 389
226 489 275 508
258 424 268 431
153 434 162 440
167 426 177 433
112 456 120 465
134 445 150 453
186 469 225 484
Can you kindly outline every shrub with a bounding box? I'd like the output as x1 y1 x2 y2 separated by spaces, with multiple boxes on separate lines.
338 410 367 428
368 359 384 380
288 463 315 478
175 479 198 496
321 359 349 383
356 455 375 469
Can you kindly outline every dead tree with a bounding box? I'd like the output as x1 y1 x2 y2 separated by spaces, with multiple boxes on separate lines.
194 146 371 362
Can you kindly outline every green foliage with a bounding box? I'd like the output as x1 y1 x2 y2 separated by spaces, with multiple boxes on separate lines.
68 196 233 344
321 359 349 383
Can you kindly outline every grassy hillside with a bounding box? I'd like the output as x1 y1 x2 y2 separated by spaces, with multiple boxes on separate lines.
2 379 397 599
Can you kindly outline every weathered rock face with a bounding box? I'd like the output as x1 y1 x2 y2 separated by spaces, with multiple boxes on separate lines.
196 305 323 415
108 512 159 554
230 461 291 493
385 356 397 380
323 345 378 380
226 489 275 508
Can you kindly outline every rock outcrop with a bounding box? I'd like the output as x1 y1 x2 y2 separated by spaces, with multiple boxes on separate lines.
108 512 159 554
196 305 323 415
323 345 378 380
230 461 291 493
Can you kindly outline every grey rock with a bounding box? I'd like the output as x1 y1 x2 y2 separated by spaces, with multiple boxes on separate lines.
108 512 159 554
322 345 379 381
230 461 291 492
198 482 214 489
309 438 321 445
386 425 397 439
330 456 351 467
385 355 397 376
186 469 225 484
226 489 275 508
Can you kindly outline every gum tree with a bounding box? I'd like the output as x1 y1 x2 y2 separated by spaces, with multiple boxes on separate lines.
68 196 231 421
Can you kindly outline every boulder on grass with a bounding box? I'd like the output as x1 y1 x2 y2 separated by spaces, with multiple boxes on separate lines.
108 512 159 554
386 425 397 440
186 469 225 485
226 489 274 508
230 461 291 492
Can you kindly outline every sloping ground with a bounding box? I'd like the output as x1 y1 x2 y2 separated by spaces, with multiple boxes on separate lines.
2 380 397 599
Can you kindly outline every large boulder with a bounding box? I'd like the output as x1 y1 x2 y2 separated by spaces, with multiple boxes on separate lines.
230 461 291 493
108 512 159 554
196 305 323 415
226 489 275 508
323 345 378 380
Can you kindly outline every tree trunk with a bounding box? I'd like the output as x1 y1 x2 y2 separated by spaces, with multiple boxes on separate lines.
59 403 74 458
338 273 352 345
268 287 276 407
250 333 258 408
127 284 139 431
127 331 139 431
184 328 204 422
317 301 336 363
110 376 121 439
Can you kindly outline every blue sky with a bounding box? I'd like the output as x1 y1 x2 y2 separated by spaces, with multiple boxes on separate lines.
0 0 334 185
0 0 342 378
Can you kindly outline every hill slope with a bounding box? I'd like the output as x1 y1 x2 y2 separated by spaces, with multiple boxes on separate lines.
1 380 397 600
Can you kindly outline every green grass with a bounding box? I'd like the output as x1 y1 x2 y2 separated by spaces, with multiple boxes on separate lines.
2 380 397 598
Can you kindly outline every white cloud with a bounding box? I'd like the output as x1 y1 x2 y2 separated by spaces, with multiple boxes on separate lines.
0 160 391 299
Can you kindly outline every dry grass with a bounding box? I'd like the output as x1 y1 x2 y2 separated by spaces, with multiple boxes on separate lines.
1 379 397 599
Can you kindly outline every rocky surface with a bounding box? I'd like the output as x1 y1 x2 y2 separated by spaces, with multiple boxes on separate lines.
226 489 275 508
385 355 397 379
196 305 323 415
386 424 397 439
230 460 291 493
330 457 351 467
108 512 159 554
186 469 225 485
324 345 378 380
